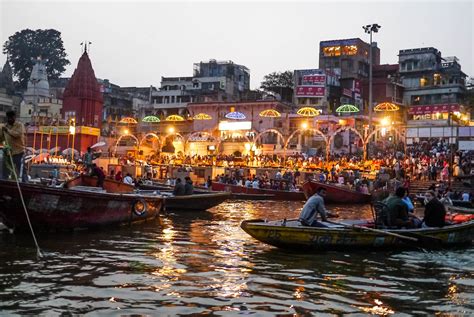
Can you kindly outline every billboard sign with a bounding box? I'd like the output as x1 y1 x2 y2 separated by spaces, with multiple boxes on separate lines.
302 75 326 86
295 86 326 97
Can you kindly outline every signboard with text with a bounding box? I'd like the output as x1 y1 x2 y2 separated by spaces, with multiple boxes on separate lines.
408 104 460 115
302 75 326 86
295 86 326 97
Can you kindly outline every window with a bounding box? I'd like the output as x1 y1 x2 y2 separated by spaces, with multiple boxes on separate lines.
420 77 428 87
433 73 441 85
407 62 413 71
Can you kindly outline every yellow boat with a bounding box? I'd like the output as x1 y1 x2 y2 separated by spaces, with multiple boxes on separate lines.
240 219 474 251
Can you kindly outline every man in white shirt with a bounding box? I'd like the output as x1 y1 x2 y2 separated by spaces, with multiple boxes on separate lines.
123 173 135 185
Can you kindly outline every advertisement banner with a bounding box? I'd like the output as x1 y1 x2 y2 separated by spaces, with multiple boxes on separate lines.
408 104 460 115
295 86 326 97
302 75 326 86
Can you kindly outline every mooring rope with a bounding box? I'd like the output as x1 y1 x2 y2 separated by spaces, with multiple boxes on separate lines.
5 146 43 259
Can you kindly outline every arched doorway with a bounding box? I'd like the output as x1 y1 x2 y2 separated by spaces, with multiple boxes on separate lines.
328 127 365 158
284 128 329 159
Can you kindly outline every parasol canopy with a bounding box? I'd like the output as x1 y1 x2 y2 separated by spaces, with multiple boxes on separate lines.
193 113 212 120
259 109 281 118
119 117 138 124
49 146 61 154
62 148 79 156
297 107 320 117
91 141 106 149
374 102 400 112
165 114 185 121
225 111 246 120
142 115 161 123
336 104 360 113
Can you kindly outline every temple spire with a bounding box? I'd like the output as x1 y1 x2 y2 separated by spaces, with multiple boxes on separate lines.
81 41 92 53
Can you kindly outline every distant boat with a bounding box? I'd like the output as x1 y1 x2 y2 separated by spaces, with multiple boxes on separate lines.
0 179 162 231
302 180 372 204
67 176 228 211
211 182 306 201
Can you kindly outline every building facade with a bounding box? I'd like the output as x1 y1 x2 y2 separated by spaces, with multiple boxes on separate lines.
399 48 469 145
149 60 251 117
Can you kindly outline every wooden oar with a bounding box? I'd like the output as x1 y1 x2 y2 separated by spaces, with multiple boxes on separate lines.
327 220 444 246
326 221 418 242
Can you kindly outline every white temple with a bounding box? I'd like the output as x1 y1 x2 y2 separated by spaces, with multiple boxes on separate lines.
23 57 50 102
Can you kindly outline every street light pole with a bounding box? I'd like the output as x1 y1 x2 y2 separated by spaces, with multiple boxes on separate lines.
363 23 381 133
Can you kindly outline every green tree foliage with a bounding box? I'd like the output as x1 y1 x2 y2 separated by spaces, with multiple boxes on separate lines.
3 29 70 88
260 71 294 102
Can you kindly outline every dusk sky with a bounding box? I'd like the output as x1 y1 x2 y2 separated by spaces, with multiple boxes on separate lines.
1 0 472 89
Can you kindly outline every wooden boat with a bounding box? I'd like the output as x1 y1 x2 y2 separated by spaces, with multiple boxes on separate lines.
0 179 162 231
302 180 372 204
451 200 473 208
447 205 474 215
161 191 230 211
66 176 227 211
65 175 135 193
241 218 474 251
211 182 306 201
231 193 276 200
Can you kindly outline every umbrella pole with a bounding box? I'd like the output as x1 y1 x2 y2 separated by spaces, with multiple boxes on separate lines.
55 119 59 157
32 116 37 152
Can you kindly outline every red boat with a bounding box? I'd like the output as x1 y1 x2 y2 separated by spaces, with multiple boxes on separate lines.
65 174 135 193
211 182 306 201
302 180 372 204
0 179 162 231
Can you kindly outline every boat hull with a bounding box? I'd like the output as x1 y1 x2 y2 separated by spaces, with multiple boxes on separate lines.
302 180 372 204
211 182 305 201
241 219 474 251
163 192 230 211
0 180 162 230
65 175 135 193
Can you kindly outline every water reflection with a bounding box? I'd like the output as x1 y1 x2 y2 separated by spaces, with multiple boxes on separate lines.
0 201 472 315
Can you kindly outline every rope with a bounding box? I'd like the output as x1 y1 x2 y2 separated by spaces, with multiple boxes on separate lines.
5 146 43 259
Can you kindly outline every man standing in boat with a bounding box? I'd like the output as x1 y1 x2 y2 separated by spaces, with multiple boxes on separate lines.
299 187 334 227
0 111 27 182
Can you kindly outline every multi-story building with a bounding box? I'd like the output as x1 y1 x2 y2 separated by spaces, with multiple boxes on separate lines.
149 60 250 117
319 38 380 112
399 47 469 145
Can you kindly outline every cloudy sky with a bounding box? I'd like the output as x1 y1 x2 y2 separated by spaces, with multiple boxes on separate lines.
1 0 472 89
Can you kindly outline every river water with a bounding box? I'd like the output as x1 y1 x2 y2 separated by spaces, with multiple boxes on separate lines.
0 200 473 315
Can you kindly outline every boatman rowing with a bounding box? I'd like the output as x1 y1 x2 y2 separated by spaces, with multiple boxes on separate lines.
299 187 337 227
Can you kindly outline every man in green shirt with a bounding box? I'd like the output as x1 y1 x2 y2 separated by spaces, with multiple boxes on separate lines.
383 187 414 228
0 111 27 182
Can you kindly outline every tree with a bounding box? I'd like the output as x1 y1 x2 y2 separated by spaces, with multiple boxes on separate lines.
260 71 294 103
3 29 70 89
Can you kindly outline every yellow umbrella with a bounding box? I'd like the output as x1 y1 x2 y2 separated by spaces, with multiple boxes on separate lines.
259 109 281 118
165 114 185 121
119 117 138 124
297 107 320 117
193 113 212 120
374 102 400 112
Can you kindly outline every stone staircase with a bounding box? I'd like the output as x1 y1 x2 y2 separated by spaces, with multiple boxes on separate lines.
408 179 471 197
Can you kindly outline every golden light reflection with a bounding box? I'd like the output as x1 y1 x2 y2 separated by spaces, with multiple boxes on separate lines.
293 286 305 300
358 299 395 315
150 224 187 292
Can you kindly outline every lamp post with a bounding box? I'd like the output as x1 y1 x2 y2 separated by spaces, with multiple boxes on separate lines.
363 23 381 133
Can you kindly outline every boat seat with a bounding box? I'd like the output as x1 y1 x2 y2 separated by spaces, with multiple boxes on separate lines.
69 186 107 193
373 201 390 229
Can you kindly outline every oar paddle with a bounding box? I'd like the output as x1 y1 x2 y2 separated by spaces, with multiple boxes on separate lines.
327 220 444 247
326 221 418 242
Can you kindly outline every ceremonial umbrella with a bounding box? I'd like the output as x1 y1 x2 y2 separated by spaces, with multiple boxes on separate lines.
335 104 360 114
193 113 212 120
225 111 246 120
119 117 138 124
165 114 185 121
297 107 320 117
142 115 161 123
374 102 400 112
259 109 281 118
